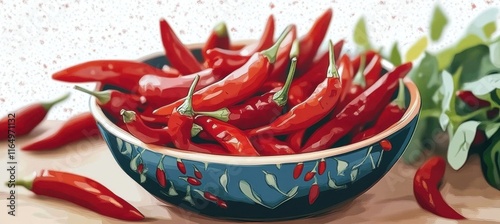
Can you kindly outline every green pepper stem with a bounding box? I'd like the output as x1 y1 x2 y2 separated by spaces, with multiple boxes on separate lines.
273 57 297 107
120 109 137 124
290 39 300 59
191 124 203 137
261 25 293 64
10 179 33 191
41 92 71 111
74 85 111 105
352 53 367 88
196 108 230 122
393 79 406 109
327 40 340 78
177 75 200 116
214 22 228 38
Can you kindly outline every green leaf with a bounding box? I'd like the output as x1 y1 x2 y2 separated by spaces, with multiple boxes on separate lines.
448 45 500 86
438 70 455 130
405 36 428 62
480 130 500 190
409 53 441 110
490 38 500 68
389 42 402 66
483 21 496 39
447 120 481 170
353 17 371 50
466 8 499 41
430 5 448 41
462 74 500 96
456 34 484 53
484 122 500 138
436 47 456 70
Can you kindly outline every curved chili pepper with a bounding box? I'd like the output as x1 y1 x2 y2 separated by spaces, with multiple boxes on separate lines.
165 76 228 154
121 110 173 145
250 137 295 155
286 129 306 151
204 15 275 75
248 40 342 137
351 50 382 88
456 90 491 110
159 18 204 74
138 68 228 107
13 170 144 221
302 62 413 152
194 116 260 156
21 112 100 151
351 79 407 143
0 93 70 140
413 156 466 220
196 57 298 130
256 81 284 95
295 8 332 71
202 22 230 61
337 54 355 103
153 26 293 116
52 60 180 92
287 39 345 107
74 86 146 118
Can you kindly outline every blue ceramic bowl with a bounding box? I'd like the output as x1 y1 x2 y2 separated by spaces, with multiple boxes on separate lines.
89 43 421 221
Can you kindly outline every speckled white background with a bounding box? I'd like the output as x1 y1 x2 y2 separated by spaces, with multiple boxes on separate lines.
1 0 499 120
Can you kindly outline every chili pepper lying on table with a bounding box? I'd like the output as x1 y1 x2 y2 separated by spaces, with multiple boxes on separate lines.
413 156 466 220
52 60 180 92
13 170 145 221
153 25 294 115
204 15 275 75
195 116 260 156
159 18 204 74
301 62 413 153
351 79 407 143
202 22 230 61
248 40 342 137
196 55 298 130
0 93 70 140
251 137 295 155
286 39 345 107
167 75 228 155
21 112 100 151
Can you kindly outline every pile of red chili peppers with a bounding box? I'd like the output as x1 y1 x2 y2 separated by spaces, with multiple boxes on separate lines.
0 9 423 221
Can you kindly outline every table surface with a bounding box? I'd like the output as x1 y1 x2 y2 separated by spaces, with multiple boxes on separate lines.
1 120 499 224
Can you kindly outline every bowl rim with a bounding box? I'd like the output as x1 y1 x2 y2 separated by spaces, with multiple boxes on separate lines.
89 41 421 165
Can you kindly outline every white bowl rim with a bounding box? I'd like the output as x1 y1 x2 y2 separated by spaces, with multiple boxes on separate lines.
89 41 421 165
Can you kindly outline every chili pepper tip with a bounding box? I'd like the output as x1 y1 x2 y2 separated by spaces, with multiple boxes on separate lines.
327 40 340 78
214 22 229 38
120 110 137 123
261 25 294 64
41 92 71 111
73 85 111 104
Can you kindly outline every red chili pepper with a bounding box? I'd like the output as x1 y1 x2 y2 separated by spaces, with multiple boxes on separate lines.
217 200 228 209
204 15 275 75
74 86 147 118
180 176 202 186
302 62 413 153
0 93 70 140
413 156 466 220
333 53 369 113
472 130 487 146
121 110 172 145
194 116 260 156
286 129 306 152
159 18 204 74
193 166 203 179
137 163 145 174
139 113 169 127
156 156 167 188
154 26 293 115
13 170 144 221
256 81 284 95
318 158 326 175
456 90 491 110
337 54 355 103
293 163 304 179
52 60 179 92
351 79 407 143
202 22 230 61
380 139 393 151
249 40 342 137
177 158 187 174
203 192 219 202
138 68 226 107
295 8 332 71
308 180 320 205
304 171 316 182
196 57 298 130
250 137 295 156
267 25 297 82
287 40 344 107
351 50 382 88
21 112 100 151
